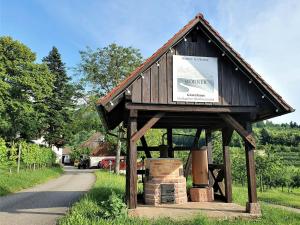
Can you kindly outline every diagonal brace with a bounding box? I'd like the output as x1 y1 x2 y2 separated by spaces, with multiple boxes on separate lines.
131 112 165 143
219 114 256 148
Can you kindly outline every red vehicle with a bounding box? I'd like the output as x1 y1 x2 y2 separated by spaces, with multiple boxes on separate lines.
98 158 126 170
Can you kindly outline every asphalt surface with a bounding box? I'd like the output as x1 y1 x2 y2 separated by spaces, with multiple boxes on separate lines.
0 166 96 225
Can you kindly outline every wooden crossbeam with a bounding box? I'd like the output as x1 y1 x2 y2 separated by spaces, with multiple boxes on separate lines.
131 112 165 143
126 103 258 113
219 114 256 148
137 146 204 151
140 136 151 158
184 128 202 178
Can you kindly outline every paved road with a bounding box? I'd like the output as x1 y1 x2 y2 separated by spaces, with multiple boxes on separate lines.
0 166 96 225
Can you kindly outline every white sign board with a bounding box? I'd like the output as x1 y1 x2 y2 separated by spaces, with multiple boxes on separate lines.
173 55 219 102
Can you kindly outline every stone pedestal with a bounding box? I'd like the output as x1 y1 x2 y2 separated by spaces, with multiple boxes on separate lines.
246 202 261 215
190 187 214 202
144 158 187 205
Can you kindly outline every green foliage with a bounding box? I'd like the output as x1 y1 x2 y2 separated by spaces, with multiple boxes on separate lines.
20 141 56 168
42 47 78 147
100 191 127 219
67 95 104 137
0 138 7 167
70 147 92 161
0 36 54 141
7 143 18 169
78 43 143 96
0 167 63 196
59 171 300 225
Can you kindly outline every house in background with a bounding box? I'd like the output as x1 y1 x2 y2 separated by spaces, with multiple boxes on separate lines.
80 132 119 167
62 147 72 164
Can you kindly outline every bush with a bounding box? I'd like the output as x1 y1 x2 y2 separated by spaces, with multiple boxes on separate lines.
0 138 56 172
100 191 127 219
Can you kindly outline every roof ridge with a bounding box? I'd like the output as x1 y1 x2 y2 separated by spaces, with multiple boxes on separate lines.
97 13 294 112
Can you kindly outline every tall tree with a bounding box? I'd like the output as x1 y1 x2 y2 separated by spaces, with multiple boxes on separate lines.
78 43 143 174
0 36 54 141
42 47 76 148
78 43 143 96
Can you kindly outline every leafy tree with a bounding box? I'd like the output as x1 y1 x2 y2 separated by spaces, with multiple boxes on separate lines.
68 95 104 136
78 43 143 174
0 36 54 141
42 47 77 147
260 128 271 145
78 43 142 96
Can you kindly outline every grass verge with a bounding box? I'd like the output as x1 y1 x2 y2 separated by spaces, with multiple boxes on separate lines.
233 185 300 208
59 171 300 225
0 166 63 196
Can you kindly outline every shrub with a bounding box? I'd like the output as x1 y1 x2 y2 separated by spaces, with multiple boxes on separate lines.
100 191 127 219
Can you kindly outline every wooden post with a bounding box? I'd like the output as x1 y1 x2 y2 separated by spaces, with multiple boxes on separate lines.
126 109 138 209
222 127 233 203
167 128 173 158
245 122 261 214
205 129 214 187
17 143 22 173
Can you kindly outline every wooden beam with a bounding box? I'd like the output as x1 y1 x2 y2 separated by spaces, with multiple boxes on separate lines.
245 122 258 204
222 127 233 203
137 146 207 151
131 112 164 143
219 114 256 148
140 136 151 158
184 128 202 178
206 129 214 187
126 109 137 209
167 128 174 158
126 103 258 113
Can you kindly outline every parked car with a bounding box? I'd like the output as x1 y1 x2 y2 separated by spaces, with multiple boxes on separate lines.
78 155 90 169
98 158 115 169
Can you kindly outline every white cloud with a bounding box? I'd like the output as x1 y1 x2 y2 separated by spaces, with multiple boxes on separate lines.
216 0 300 123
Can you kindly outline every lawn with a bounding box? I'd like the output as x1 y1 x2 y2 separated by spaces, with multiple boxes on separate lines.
59 171 300 225
233 185 300 208
0 166 63 196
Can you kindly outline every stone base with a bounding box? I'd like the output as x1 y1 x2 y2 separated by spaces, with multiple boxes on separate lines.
246 202 261 215
190 187 214 202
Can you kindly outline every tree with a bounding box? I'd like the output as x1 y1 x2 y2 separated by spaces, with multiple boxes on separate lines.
260 128 271 145
68 95 104 136
42 47 77 148
78 43 143 174
0 36 54 141
78 43 143 96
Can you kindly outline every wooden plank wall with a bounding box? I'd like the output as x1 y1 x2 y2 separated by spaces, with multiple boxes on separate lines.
131 28 261 106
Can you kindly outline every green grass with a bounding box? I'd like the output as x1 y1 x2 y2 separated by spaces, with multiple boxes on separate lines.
59 171 300 225
0 166 63 196
233 185 300 208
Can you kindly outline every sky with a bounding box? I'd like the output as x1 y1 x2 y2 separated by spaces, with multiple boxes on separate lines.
0 0 299 123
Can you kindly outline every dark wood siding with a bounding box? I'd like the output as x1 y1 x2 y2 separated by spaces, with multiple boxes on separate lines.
131 29 261 106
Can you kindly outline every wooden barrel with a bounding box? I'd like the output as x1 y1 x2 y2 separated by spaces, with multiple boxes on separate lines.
192 147 209 187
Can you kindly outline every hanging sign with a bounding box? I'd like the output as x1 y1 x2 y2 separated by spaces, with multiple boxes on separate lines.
173 55 219 102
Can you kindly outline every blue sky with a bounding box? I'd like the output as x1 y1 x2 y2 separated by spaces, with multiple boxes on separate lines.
1 0 299 123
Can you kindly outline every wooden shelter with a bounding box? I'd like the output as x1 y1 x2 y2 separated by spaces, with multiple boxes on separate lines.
96 14 294 214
